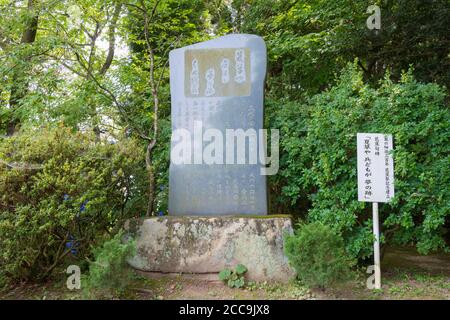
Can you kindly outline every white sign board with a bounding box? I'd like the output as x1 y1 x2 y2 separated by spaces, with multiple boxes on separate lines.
357 133 394 203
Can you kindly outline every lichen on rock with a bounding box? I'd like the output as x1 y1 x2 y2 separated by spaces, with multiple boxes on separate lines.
125 216 296 282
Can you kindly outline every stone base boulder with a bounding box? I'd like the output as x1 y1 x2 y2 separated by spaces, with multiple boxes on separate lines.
125 216 296 282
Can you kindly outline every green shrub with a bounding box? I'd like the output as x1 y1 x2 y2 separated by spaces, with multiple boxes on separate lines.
284 222 355 288
271 63 449 260
83 231 136 296
0 126 147 282
219 264 248 288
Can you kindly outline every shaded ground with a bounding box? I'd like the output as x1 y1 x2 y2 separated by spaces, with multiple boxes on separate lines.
1 246 449 300
383 246 450 274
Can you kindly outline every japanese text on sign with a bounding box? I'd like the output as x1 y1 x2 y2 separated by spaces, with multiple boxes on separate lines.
357 133 394 203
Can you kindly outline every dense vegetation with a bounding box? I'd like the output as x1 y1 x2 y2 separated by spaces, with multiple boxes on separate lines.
284 222 354 288
0 0 448 283
0 126 146 281
271 65 449 259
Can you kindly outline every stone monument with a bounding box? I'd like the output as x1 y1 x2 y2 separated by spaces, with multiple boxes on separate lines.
168 34 267 216
127 34 295 282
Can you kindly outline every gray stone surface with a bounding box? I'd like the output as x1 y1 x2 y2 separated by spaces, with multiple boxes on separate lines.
125 216 296 282
168 34 268 216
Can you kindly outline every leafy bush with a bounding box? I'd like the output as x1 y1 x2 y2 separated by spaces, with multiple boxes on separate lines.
219 264 248 288
83 231 136 296
284 222 354 288
271 63 449 260
0 126 147 282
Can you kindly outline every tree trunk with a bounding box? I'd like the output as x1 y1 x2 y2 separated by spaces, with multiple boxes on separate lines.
7 0 39 136
146 164 155 216
141 0 161 217
145 140 156 216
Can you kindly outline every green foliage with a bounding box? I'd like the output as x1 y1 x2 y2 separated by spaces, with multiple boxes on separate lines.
218 268 231 281
0 126 147 282
152 119 171 214
218 264 248 288
274 63 449 259
0 0 448 287
235 263 248 275
83 231 136 295
284 222 355 288
239 0 450 98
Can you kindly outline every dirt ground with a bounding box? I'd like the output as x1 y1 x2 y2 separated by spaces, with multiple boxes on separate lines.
1 246 449 300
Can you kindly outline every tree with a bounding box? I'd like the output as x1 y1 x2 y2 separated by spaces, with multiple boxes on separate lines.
236 0 450 98
121 0 219 215
1 0 39 135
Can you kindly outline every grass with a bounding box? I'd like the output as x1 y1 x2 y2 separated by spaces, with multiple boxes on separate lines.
1 270 448 300
1 246 448 300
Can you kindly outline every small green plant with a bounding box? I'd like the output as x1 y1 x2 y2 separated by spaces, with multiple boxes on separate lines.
219 264 248 288
83 231 136 297
246 281 257 291
284 222 355 289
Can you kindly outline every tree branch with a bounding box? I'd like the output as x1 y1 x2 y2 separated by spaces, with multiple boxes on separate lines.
100 2 122 75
